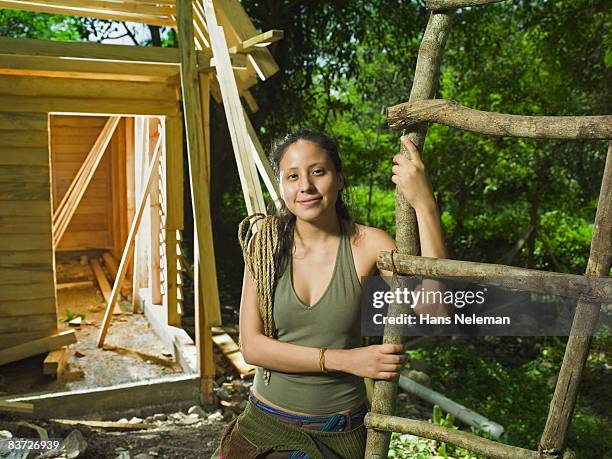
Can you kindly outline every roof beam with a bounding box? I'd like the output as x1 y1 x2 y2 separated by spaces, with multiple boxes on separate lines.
0 1 174 26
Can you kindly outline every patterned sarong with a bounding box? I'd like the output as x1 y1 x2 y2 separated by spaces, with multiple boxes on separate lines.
211 397 367 459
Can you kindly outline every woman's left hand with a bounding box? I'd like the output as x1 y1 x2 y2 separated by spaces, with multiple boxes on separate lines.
391 136 436 213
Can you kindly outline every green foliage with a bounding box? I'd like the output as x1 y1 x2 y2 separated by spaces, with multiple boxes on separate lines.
389 404 484 459
61 310 84 323
406 335 612 458
0 9 86 39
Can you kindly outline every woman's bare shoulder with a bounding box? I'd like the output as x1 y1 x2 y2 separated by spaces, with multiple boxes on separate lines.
351 223 396 251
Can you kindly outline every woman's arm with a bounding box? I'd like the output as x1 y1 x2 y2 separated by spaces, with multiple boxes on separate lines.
239 267 405 379
392 136 447 259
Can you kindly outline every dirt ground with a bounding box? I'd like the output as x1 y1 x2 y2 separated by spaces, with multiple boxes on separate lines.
0 387 431 459
1 255 184 397
0 410 228 458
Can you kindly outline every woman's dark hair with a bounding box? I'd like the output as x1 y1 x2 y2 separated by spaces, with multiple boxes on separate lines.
269 129 354 279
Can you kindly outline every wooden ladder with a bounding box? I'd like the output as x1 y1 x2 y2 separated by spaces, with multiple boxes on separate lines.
364 1 612 458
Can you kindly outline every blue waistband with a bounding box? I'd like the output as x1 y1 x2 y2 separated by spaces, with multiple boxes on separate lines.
248 392 368 423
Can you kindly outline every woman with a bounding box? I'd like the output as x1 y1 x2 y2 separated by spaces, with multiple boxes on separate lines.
213 130 446 459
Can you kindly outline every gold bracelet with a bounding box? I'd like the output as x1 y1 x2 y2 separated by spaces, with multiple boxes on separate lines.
319 347 328 373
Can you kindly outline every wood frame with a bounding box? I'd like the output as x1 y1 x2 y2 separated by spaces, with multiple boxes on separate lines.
1 0 282 406
98 132 164 347
52 116 120 248
366 11 454 457
368 5 612 457
377 252 612 302
177 0 221 404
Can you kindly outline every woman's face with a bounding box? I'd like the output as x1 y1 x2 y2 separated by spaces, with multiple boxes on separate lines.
278 139 343 223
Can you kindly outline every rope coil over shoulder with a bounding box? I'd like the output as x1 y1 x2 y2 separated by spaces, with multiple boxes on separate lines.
238 213 280 385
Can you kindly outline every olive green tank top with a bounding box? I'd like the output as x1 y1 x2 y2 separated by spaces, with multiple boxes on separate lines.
253 224 366 414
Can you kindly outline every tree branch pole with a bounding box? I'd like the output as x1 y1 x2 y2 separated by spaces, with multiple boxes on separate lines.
377 252 612 302
427 0 507 11
388 99 612 139
539 142 612 455
365 412 543 459
365 11 454 459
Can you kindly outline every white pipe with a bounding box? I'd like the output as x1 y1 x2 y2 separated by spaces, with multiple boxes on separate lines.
399 371 505 439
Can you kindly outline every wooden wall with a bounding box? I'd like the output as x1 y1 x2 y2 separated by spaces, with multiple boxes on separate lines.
0 112 58 350
0 70 183 351
50 115 128 255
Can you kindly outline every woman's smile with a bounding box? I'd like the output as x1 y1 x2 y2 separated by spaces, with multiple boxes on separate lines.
297 196 322 207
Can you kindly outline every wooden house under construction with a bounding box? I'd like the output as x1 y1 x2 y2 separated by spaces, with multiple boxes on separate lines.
0 0 281 409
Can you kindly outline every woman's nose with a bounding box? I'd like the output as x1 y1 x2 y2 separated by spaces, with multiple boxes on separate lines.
298 175 314 192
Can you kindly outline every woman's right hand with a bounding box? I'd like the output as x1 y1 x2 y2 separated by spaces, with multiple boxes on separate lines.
340 344 407 380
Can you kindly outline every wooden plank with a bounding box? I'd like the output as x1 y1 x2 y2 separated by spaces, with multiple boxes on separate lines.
0 250 52 267
229 29 284 54
53 127 120 138
0 400 34 413
0 37 214 65
212 332 255 377
0 165 49 183
51 115 106 128
0 96 179 116
0 330 50 349
0 215 50 234
0 54 177 83
43 346 68 377
0 130 47 148
0 148 50 166
24 0 175 16
165 117 185 229
98 131 164 346
199 74 211 185
124 117 135 280
244 108 281 208
0 182 49 201
0 1 174 27
178 0 222 330
213 0 279 80
242 89 258 113
203 0 266 216
89 258 114 305
59 232 112 250
0 112 46 130
0 75 178 102
114 119 129 262
57 280 93 291
0 267 52 285
0 313 56 333
0 330 76 366
165 115 183 327
0 297 55 317
0 232 52 251
148 118 162 305
0 201 50 217
48 418 156 430
0 283 55 301
102 252 130 296
53 117 120 248
131 116 147 314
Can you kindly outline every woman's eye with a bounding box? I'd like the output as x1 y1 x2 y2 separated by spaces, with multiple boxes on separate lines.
288 174 298 180
313 169 324 175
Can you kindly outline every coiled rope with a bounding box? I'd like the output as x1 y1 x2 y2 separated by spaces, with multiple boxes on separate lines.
238 213 280 384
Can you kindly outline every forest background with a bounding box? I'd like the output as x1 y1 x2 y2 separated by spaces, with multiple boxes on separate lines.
1 1 610 457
